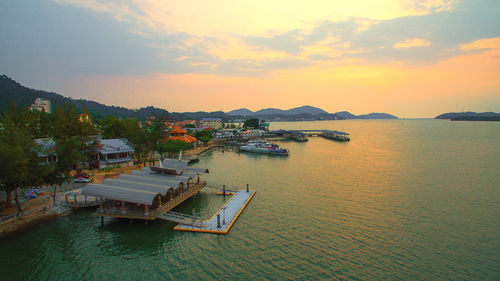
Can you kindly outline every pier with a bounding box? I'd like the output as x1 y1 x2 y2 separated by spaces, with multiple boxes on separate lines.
82 159 210 221
174 189 256 234
268 129 350 142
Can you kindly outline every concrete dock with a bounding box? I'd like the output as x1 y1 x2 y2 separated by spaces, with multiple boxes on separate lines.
174 190 256 234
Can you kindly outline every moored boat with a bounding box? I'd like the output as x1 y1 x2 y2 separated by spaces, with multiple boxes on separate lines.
239 140 289 155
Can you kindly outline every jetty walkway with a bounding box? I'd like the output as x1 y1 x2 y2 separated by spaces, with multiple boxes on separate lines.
268 129 350 142
174 189 256 234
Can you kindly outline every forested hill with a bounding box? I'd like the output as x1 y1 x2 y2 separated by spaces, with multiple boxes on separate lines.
0 74 170 120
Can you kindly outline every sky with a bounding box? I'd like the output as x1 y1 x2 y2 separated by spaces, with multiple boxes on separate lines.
1 0 499 117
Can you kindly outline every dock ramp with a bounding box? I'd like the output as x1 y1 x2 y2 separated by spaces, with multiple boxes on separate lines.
157 211 206 228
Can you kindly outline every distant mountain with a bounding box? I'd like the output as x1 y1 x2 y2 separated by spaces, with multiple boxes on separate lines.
226 108 254 116
435 112 500 121
226 106 398 120
170 111 232 122
254 108 284 116
335 111 398 119
228 105 330 116
435 112 500 119
356 113 398 119
335 111 357 119
285 105 328 115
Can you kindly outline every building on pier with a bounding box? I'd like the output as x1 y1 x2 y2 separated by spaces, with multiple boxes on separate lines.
81 159 208 220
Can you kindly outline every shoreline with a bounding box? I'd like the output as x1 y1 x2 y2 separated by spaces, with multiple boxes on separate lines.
0 142 221 239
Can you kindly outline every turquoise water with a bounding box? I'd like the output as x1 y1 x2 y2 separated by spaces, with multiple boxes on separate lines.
1 119 499 280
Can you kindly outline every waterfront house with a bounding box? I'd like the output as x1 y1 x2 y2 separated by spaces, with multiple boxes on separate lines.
94 138 135 169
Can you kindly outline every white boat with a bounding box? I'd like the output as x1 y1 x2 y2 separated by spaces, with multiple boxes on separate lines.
240 140 289 155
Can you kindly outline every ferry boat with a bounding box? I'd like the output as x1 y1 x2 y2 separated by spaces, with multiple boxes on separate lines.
239 140 289 155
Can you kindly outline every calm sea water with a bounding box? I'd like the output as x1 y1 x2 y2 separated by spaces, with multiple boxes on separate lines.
1 119 499 280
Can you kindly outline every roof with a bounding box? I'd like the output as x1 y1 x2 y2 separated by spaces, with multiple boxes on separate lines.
119 173 186 188
201 118 222 121
98 139 134 155
160 159 189 174
102 178 177 194
170 126 187 134
34 138 56 157
174 120 196 127
82 184 161 205
166 135 197 143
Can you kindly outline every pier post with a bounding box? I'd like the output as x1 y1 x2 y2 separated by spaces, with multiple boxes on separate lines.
101 216 103 226
217 214 221 228
192 208 196 217
223 185 226 198
247 184 249 193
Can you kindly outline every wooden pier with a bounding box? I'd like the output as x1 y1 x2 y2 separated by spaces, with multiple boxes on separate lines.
268 129 350 142
174 189 256 234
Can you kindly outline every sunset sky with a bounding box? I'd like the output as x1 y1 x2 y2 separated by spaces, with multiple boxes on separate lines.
1 0 499 117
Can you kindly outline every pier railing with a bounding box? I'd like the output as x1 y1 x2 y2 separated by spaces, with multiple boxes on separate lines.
96 208 156 220
158 181 207 213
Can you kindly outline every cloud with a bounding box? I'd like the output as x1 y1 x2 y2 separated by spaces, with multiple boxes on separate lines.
394 38 432 48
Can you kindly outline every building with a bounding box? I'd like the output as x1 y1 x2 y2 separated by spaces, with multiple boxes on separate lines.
79 113 91 123
175 120 196 127
200 118 223 129
30 98 51 113
93 138 135 169
81 159 209 221
34 138 57 163
163 127 197 144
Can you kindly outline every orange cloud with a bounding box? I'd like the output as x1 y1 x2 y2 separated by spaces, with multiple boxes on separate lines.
394 38 432 48
460 37 500 50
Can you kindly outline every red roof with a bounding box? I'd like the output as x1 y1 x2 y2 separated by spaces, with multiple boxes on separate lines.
170 126 188 134
174 120 196 127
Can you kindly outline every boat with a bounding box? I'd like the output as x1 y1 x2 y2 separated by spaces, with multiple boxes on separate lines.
239 140 289 155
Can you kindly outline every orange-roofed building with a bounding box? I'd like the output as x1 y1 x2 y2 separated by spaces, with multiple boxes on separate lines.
163 127 197 143
175 120 197 127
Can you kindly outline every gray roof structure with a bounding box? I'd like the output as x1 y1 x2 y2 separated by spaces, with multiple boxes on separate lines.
118 174 186 188
131 170 195 183
99 138 134 155
81 158 209 206
101 179 176 194
82 184 161 205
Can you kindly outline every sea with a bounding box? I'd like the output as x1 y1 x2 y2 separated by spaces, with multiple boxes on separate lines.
0 119 499 280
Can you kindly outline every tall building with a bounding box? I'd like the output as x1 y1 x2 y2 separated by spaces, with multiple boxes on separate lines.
30 98 51 113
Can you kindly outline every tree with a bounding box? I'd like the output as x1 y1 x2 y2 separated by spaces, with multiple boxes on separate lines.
244 118 259 128
0 111 45 214
51 104 97 201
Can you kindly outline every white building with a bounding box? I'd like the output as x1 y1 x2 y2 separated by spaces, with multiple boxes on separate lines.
30 98 51 113
95 138 135 169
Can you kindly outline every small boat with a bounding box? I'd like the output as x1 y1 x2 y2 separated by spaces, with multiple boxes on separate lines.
240 140 289 155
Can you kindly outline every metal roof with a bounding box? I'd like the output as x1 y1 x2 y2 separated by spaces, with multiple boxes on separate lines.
183 167 209 174
99 139 134 155
101 179 175 195
81 184 161 205
118 174 186 188
133 169 195 182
